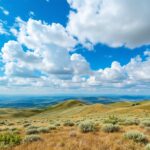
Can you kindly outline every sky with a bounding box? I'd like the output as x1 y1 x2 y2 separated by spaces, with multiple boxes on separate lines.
0 0 150 95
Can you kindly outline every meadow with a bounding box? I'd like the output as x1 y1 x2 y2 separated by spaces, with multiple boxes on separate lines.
0 100 150 150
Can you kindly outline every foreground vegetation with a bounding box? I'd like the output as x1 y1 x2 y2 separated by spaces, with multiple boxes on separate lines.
0 100 150 150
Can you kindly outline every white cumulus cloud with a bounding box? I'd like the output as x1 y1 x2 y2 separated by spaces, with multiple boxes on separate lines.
67 0 150 49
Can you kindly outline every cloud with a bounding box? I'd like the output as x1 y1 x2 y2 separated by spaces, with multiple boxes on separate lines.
15 18 77 51
29 11 35 17
0 6 9 15
0 22 8 35
88 52 150 89
0 15 150 94
67 0 150 49
0 18 90 88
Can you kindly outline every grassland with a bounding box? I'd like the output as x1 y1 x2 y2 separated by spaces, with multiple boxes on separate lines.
0 100 150 150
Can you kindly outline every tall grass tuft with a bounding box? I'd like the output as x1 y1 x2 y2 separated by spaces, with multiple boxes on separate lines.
124 131 147 143
0 132 21 148
79 121 97 133
102 124 120 133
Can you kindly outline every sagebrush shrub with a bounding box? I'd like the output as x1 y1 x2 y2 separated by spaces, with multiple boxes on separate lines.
79 121 97 133
102 124 120 133
23 135 42 143
121 119 140 126
49 125 56 130
141 120 150 127
104 115 119 125
124 131 147 143
38 127 50 133
26 129 39 135
63 120 74 126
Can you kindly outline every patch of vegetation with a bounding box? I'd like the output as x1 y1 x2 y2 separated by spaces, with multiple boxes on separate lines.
141 120 150 127
63 120 75 126
38 127 50 133
0 132 21 148
23 135 42 143
124 131 147 143
49 125 57 130
145 144 150 150
79 121 97 133
121 119 140 126
104 115 119 125
131 102 140 106
23 123 31 127
26 129 39 135
102 124 120 133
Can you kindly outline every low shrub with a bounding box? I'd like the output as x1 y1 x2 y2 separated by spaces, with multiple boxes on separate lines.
23 123 31 127
27 126 38 129
124 131 147 143
49 125 56 130
23 135 42 143
104 115 119 125
38 127 50 133
121 119 140 126
145 144 150 150
79 121 97 133
63 120 74 127
141 120 150 127
102 124 120 133
0 132 21 148
26 129 39 135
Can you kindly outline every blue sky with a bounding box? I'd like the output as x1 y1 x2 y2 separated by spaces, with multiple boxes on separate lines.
0 0 150 95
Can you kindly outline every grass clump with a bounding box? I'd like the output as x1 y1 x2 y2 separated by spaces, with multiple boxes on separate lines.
145 144 150 150
23 135 42 143
141 120 150 127
124 131 147 143
0 132 21 148
26 129 39 135
79 121 97 133
104 115 119 125
38 127 50 133
121 119 140 126
63 120 74 127
102 124 120 133
23 123 31 128
49 125 57 130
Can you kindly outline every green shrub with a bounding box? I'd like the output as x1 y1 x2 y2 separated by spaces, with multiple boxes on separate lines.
0 132 21 148
79 122 97 133
23 123 31 127
63 120 74 126
141 120 150 127
102 124 120 133
27 126 38 129
121 119 140 126
0 121 6 126
49 125 56 130
23 135 42 143
145 144 150 150
131 103 140 106
26 129 39 135
38 127 50 133
104 115 119 125
124 131 147 143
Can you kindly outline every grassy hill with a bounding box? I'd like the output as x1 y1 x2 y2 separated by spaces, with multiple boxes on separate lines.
0 100 150 150
0 99 150 119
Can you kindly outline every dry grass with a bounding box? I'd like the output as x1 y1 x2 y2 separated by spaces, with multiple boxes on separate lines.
0 100 149 150
12 126 147 150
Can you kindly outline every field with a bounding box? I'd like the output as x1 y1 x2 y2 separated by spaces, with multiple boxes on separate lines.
0 100 150 150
